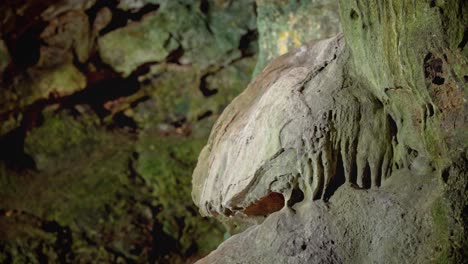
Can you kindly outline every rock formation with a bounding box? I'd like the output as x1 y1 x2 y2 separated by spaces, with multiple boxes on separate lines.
192 0 467 263
0 0 258 262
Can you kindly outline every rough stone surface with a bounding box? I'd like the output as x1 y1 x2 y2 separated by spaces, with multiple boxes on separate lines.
0 0 259 262
99 0 256 76
193 34 396 227
193 0 467 263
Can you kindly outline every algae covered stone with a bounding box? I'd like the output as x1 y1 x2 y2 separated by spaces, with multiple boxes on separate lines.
98 14 178 76
98 0 256 76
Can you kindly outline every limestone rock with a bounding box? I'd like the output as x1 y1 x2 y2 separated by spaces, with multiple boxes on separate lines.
193 34 394 222
98 13 177 77
193 1 467 262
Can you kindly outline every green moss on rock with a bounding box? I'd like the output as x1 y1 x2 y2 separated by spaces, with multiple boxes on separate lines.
1 64 86 114
99 0 256 76
136 121 225 255
98 15 178 77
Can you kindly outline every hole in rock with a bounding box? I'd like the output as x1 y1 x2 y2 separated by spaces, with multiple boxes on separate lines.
199 75 218 97
243 192 285 216
458 27 467 50
112 112 138 130
166 46 185 64
350 9 359 20
200 0 209 14
427 103 435 117
441 168 449 183
197 110 213 121
239 29 258 57
432 76 445 85
287 187 305 207
387 114 398 142
324 153 346 201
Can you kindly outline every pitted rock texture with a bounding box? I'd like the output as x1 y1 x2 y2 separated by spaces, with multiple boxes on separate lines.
193 35 395 220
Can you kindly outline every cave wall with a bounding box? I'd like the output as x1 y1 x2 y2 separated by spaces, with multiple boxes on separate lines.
192 0 467 263
0 0 258 263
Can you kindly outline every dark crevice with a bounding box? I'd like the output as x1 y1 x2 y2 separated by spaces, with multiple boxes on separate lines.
85 0 114 25
41 221 73 263
361 163 371 189
350 9 359 20
0 52 151 145
323 152 346 201
97 0 160 36
199 74 218 97
59 70 141 120
170 117 187 128
349 140 359 185
427 103 435 117
166 46 185 64
111 112 138 130
387 114 398 142
375 158 383 187
432 76 445 85
197 110 213 121
200 0 210 14
0 101 45 170
148 205 178 263
287 187 304 207
441 168 450 183
60 55 154 121
3 20 46 80
238 29 258 57
458 27 467 50
424 53 444 86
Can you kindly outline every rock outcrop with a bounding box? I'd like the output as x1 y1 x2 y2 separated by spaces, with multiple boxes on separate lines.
193 0 467 263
